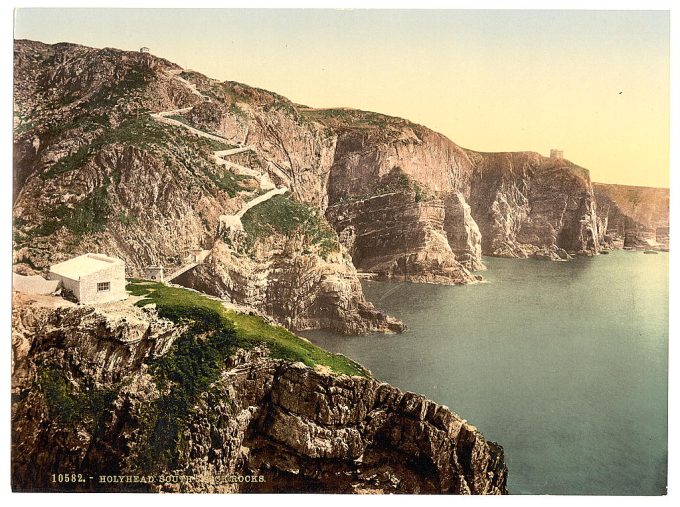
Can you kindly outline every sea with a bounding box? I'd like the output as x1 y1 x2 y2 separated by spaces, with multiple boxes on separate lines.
302 250 668 495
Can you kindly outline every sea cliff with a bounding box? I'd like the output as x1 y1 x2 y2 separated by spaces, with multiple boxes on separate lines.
11 292 507 494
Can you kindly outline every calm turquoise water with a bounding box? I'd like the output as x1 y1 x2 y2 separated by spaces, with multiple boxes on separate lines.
302 251 668 495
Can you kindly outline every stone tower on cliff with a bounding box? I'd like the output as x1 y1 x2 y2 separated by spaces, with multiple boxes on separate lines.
550 149 564 159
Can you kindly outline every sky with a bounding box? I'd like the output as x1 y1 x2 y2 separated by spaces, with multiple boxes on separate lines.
13 8 671 187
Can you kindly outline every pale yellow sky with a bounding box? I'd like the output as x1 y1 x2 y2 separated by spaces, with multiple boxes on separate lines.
14 9 670 187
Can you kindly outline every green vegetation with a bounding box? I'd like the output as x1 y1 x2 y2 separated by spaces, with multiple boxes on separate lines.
300 108 415 140
13 254 38 271
165 114 225 139
38 367 118 432
125 279 367 472
217 81 256 103
241 194 339 258
28 117 182 240
166 114 191 125
216 81 296 117
117 212 138 225
13 110 38 135
126 280 366 377
208 171 252 197
56 94 78 107
301 108 393 128
41 116 173 180
100 116 172 148
374 169 412 194
266 98 298 117
30 185 110 238
228 103 247 119
13 217 28 229
199 137 235 151
85 63 156 109
47 114 110 138
42 144 91 179
203 89 223 102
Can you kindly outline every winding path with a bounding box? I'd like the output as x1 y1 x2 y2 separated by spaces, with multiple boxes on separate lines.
150 69 291 278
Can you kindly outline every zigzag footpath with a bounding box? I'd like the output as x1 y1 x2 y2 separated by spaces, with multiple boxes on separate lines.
150 70 290 271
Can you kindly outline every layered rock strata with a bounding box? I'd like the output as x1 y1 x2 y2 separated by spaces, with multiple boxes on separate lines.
466 151 600 259
326 192 476 284
11 294 507 494
313 109 601 264
442 192 484 271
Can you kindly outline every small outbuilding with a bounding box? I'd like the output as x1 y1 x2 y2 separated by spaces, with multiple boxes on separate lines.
550 149 564 159
144 265 165 282
48 253 128 304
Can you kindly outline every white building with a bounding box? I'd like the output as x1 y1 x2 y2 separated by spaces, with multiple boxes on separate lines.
48 253 128 304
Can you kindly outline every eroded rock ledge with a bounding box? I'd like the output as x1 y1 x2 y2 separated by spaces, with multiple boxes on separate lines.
11 294 507 494
182 349 506 494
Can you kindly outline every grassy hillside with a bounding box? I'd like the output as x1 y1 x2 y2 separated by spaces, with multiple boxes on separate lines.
127 280 368 377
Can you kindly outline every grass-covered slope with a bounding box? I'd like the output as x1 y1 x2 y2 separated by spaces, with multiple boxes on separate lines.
127 280 368 377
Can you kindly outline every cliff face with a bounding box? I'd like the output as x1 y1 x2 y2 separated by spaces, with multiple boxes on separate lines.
326 192 476 284
466 152 600 259
11 294 507 494
315 111 484 280
175 237 404 334
443 192 484 271
307 108 602 269
593 183 670 250
181 81 338 209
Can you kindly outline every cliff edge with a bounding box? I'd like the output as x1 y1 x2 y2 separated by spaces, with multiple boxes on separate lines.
11 291 507 494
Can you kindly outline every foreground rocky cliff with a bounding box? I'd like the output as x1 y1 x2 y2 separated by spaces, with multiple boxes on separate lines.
11 292 507 494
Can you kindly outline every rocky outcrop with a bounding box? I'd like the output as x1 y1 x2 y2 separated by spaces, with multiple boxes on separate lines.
11 293 180 489
442 192 484 271
466 151 599 259
184 349 506 494
175 238 404 334
317 112 482 279
319 112 474 202
11 294 507 494
594 183 669 250
327 192 476 284
11 294 179 390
